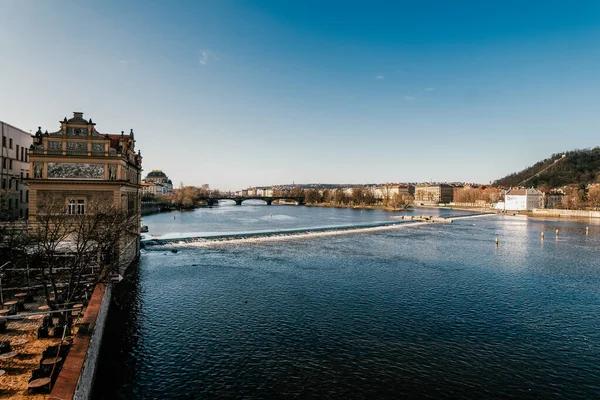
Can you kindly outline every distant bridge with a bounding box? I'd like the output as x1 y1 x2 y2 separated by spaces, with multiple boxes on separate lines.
198 196 305 206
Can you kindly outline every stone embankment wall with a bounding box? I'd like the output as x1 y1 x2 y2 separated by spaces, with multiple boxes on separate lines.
49 281 112 400
141 201 171 216
532 209 600 218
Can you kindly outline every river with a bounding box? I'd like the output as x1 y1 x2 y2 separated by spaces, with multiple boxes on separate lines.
93 203 600 399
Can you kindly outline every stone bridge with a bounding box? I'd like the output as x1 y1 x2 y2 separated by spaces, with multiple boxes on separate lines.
199 196 305 206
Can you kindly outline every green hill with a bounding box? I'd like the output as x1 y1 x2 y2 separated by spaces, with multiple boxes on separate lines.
493 148 600 188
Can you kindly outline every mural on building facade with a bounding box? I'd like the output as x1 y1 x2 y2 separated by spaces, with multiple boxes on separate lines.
67 127 87 137
47 141 62 154
67 141 88 154
92 143 104 154
47 162 104 180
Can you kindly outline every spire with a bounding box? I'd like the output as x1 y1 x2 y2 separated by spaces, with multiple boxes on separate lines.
130 128 134 139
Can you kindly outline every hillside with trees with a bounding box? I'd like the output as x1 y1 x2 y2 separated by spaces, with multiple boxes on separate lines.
493 148 600 188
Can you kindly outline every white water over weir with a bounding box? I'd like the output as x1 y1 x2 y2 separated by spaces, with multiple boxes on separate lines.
141 213 495 248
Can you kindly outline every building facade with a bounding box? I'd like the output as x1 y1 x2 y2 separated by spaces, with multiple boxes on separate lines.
1 121 32 220
141 181 170 197
414 184 454 203
504 188 544 210
27 112 143 265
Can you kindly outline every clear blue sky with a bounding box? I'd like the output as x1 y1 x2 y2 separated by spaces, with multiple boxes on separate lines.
1 0 599 190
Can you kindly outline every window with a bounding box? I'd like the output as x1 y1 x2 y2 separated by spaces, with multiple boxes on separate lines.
67 200 76 215
9 138 12 149
77 200 85 215
9 159 12 170
67 199 85 215
8 199 11 210
16 181 19 190
21 147 24 161
20 190 22 202
2 136 5 147
1 179 5 189
16 145 19 160
25 190 29 202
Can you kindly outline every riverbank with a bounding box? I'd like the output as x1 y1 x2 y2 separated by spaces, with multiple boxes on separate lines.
304 202 411 212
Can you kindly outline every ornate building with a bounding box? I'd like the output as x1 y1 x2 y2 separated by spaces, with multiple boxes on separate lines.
27 112 143 265
143 169 173 193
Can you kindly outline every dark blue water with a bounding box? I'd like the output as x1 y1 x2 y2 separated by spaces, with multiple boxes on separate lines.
94 204 600 399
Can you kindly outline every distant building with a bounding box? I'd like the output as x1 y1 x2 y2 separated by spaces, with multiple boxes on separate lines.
373 185 415 200
141 181 170 197
504 188 544 210
1 121 32 220
144 170 173 194
545 191 564 209
414 184 454 203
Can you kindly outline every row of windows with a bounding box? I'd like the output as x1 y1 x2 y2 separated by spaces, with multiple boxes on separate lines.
0 207 28 221
4 191 29 208
2 136 29 160
2 158 13 170
1 177 27 190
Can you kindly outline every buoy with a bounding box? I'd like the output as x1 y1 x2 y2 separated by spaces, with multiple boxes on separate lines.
556 229 559 237
586 227 589 235
541 232 544 240
495 238 499 247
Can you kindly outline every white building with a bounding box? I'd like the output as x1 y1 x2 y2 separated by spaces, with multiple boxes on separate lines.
503 188 544 210
1 121 32 220
141 181 170 197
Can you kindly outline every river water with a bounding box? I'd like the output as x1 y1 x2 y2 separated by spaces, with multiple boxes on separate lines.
93 203 600 399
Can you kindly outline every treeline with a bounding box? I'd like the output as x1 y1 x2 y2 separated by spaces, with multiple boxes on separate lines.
301 188 413 208
493 148 600 188
552 184 600 210
168 185 223 208
453 187 501 204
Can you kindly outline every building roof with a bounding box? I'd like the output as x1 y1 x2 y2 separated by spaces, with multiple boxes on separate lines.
147 170 167 178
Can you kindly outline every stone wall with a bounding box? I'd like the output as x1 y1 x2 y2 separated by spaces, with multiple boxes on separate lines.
72 283 112 400
49 281 112 400
119 237 139 272
532 209 600 218
141 201 170 216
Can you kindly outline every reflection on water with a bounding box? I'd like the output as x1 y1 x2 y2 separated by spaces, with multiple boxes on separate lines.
94 208 600 399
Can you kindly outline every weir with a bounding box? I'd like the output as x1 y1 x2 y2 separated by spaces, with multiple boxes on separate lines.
141 213 494 248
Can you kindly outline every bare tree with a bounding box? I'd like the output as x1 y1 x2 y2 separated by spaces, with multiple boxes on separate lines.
27 194 137 308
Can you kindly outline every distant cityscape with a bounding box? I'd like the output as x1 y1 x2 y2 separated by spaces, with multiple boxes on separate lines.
1 113 597 227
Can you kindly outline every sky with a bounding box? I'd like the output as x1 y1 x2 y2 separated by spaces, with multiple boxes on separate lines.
1 0 599 190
